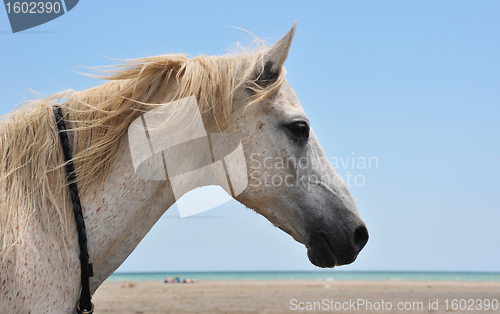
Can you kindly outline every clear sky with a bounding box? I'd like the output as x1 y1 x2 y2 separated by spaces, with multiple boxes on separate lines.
1 1 498 273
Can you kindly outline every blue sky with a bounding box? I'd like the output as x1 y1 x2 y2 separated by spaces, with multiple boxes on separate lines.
1 1 499 273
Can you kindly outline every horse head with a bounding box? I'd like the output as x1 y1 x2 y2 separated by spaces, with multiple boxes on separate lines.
231 22 368 267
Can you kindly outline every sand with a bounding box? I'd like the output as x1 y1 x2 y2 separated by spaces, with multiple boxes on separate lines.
92 280 500 313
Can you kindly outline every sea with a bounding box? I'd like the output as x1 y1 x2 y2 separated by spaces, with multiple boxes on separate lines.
108 271 500 282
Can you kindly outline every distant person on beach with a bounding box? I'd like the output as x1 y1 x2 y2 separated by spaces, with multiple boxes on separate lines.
164 277 197 284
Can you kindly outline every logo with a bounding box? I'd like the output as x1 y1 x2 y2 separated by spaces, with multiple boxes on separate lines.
3 0 78 33
128 96 248 217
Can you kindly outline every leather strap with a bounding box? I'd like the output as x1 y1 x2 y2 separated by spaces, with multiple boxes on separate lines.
53 106 94 314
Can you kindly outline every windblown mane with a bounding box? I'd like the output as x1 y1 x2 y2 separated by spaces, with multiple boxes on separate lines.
0 46 285 254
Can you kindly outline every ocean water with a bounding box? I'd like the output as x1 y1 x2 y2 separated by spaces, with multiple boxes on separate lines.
108 271 500 282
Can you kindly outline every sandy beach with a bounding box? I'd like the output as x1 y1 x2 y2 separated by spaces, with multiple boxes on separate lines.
92 280 500 313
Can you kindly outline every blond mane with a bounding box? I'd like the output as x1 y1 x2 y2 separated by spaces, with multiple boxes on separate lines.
0 46 285 255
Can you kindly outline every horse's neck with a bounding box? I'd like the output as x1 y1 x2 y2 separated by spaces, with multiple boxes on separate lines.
82 136 175 292
78 84 223 291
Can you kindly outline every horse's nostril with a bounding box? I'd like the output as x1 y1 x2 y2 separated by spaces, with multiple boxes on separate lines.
353 226 369 251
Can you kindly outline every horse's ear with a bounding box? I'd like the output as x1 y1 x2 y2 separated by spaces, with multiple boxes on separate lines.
254 21 296 88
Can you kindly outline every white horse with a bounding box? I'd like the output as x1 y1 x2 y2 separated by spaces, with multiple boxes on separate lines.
0 22 368 313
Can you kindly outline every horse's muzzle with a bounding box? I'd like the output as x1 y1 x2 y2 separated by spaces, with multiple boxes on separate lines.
306 225 369 268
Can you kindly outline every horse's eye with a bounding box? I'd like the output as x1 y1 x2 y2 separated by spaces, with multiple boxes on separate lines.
286 121 310 140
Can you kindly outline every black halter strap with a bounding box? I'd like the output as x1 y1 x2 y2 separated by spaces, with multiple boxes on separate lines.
53 106 94 314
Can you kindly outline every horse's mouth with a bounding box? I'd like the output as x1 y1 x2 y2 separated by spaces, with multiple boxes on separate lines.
273 214 366 268
306 234 339 268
